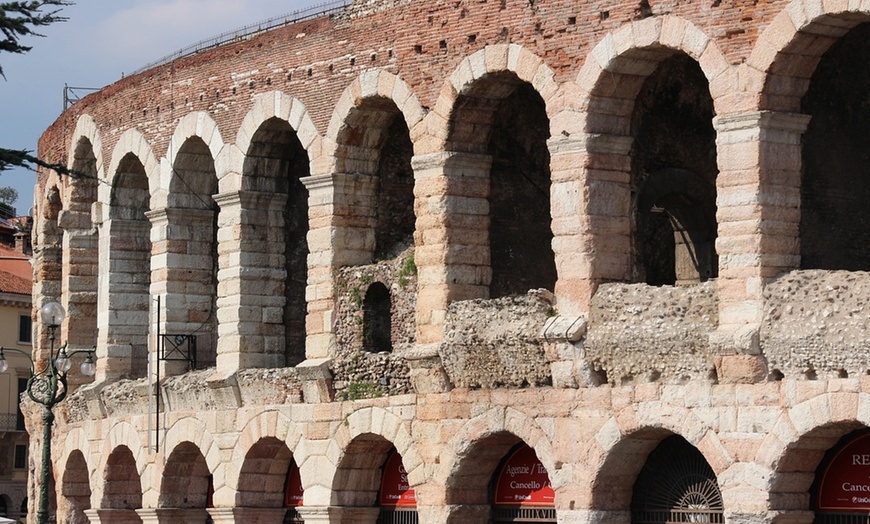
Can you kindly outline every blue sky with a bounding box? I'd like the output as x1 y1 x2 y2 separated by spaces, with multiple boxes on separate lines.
0 0 327 215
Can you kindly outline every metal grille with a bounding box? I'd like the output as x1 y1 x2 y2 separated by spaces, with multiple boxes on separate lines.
491 506 557 523
631 436 724 524
816 513 870 524
284 508 304 524
159 334 197 369
377 509 418 524
0 413 23 431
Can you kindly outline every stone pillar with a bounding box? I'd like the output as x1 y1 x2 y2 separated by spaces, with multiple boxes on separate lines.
443 504 489 524
711 111 811 382
147 207 217 377
296 506 330 524
60 208 99 352
301 173 378 361
207 507 287 523
548 134 633 317
85 508 143 523
213 191 287 374
95 217 151 382
412 151 492 345
32 238 63 365
135 508 209 524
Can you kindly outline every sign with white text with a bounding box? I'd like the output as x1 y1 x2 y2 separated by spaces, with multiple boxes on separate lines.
818 433 870 512
493 445 554 507
380 451 417 507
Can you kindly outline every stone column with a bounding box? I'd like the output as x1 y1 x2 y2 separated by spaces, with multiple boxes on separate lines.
85 508 143 523
296 506 330 524
548 134 633 316
301 173 378 361
443 504 489 524
95 217 151 382
32 237 62 365
207 507 287 523
147 207 217 377
412 151 492 345
135 508 209 524
711 111 811 382
213 191 287 374
60 208 99 352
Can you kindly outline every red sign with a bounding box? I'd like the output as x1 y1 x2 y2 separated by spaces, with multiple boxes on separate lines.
494 445 554 507
818 433 870 512
379 451 417 507
285 460 304 507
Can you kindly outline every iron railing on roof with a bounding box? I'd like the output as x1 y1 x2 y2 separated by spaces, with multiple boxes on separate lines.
130 0 351 77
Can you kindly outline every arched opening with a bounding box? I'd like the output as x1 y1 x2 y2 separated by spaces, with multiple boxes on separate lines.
166 137 219 369
61 450 91 524
242 117 310 366
19 497 27 520
490 443 555 524
102 446 142 511
447 73 555 299
630 53 718 286
377 449 417 524
160 442 210 509
800 23 870 270
331 433 394 508
363 282 392 353
630 435 723 523
236 437 294 508
105 153 151 378
0 494 9 516
443 431 531 524
812 428 870 523
64 138 100 379
336 96 415 262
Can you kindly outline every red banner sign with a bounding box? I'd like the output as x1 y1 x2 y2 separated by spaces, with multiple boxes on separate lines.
285 460 304 507
380 451 417 507
494 444 554 507
818 433 870 512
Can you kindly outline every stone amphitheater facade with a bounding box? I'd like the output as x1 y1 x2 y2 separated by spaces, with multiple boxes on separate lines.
28 0 870 522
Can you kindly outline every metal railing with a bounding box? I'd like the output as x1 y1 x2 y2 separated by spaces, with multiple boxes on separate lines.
130 0 351 76
0 413 24 432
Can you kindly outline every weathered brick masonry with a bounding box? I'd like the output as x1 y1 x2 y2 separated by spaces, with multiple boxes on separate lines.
28 0 870 522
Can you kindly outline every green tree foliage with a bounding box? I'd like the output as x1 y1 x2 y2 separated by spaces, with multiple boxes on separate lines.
0 1 69 78
1 1 71 184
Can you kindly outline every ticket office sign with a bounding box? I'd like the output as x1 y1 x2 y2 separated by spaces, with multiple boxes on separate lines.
493 445 555 507
285 460 304 507
380 451 417 508
818 433 870 512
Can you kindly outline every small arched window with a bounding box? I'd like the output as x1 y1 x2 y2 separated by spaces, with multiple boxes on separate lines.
364 282 392 353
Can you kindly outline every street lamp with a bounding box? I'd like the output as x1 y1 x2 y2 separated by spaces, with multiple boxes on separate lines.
0 301 96 524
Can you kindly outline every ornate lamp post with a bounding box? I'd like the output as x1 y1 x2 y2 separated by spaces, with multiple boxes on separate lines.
0 301 96 524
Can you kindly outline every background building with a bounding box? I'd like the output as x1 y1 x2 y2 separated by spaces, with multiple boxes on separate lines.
26 0 870 523
0 237 33 523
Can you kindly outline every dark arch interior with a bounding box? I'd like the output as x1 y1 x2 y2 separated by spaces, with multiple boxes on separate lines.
630 435 722 523
331 433 394 507
160 442 210 508
110 154 151 379
171 137 218 368
244 117 310 366
237 437 293 507
801 22 870 270
61 450 91 521
363 282 392 353
103 446 142 510
448 73 555 298
630 53 718 286
374 113 414 260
